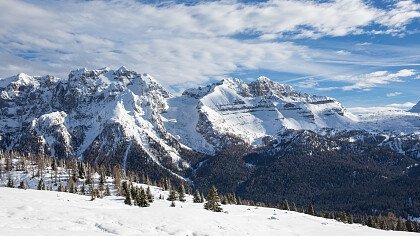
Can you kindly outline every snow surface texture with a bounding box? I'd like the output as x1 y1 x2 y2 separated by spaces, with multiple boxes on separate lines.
0 188 416 236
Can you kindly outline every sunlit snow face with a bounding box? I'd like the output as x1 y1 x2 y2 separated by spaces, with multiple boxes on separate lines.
0 0 419 109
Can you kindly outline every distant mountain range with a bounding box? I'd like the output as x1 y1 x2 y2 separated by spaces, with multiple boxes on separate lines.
1 67 419 216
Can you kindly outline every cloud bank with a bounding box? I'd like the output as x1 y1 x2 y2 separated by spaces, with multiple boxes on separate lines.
0 0 419 92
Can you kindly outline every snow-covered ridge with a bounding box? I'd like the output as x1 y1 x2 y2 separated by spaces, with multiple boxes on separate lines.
0 67 188 177
1 67 419 169
409 101 420 113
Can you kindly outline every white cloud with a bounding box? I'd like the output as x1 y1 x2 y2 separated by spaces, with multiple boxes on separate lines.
336 50 351 56
386 92 402 97
0 0 418 91
386 102 416 108
297 79 318 88
337 69 416 91
348 102 416 114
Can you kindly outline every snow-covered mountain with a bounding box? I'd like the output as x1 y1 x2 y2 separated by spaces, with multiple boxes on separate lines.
163 77 419 155
410 101 420 113
0 67 190 178
0 67 419 176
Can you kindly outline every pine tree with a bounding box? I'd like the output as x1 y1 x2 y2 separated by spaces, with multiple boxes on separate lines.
367 216 376 228
396 218 407 231
37 178 45 190
81 182 86 195
146 186 153 203
7 175 14 188
167 189 178 201
200 192 205 203
306 202 315 216
193 190 201 203
105 184 111 196
204 185 223 212
291 202 297 211
178 184 186 202
124 189 132 205
283 199 290 211
138 188 150 207
68 177 77 193
18 180 27 190
348 214 354 224
406 219 415 232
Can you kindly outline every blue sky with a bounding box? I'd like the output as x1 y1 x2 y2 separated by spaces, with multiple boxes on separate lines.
0 0 419 112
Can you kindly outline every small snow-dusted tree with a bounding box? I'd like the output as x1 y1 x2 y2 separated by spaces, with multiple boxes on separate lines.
306 202 315 216
204 185 223 212
105 184 111 196
58 182 66 192
396 217 407 231
291 202 297 211
178 184 186 202
68 177 77 193
81 182 86 195
37 178 45 190
193 190 201 203
146 186 153 203
7 174 14 188
18 180 27 190
138 187 150 207
170 201 176 207
406 219 415 232
283 199 290 211
122 182 132 205
167 189 178 201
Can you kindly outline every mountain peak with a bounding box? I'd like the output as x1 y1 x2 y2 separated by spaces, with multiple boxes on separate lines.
409 101 420 113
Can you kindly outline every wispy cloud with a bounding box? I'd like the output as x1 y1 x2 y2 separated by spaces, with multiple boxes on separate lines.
0 0 418 91
386 92 402 97
348 102 416 114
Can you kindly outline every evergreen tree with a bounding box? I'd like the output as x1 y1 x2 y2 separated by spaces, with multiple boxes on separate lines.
178 184 186 202
367 216 376 228
193 190 201 203
81 182 86 195
306 202 315 216
348 214 354 224
124 189 132 205
379 219 389 230
90 183 96 200
204 185 223 212
167 189 178 201
105 184 111 196
18 180 27 190
146 186 153 203
396 218 407 231
7 175 14 188
291 202 297 211
282 199 290 211
138 188 150 207
406 219 415 232
200 193 206 203
170 201 176 207
68 177 77 193
37 178 45 190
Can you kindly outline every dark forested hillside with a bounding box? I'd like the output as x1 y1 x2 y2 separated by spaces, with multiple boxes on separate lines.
191 131 420 217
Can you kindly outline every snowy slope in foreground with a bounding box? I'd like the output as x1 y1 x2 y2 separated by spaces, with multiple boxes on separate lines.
0 188 414 236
